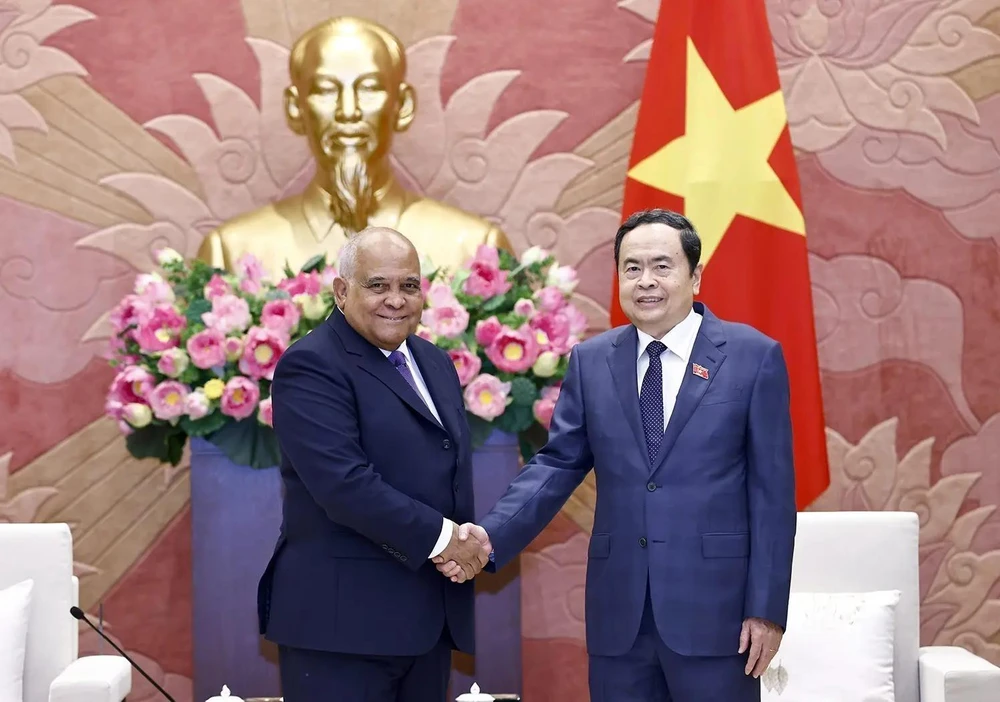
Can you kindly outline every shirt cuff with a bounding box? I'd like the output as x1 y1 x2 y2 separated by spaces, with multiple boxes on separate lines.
428 518 455 559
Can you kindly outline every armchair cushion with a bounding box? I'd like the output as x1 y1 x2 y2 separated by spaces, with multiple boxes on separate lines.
48 656 131 702
0 579 34 702
762 590 900 702
918 646 1000 702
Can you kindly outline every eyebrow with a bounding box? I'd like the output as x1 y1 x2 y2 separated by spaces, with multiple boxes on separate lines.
623 255 673 266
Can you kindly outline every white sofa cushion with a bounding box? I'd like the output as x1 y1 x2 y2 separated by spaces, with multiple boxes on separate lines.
762 589 900 702
0 579 34 702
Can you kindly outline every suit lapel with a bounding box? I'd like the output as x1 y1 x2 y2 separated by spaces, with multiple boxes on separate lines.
330 311 445 432
408 339 460 439
607 326 649 469
650 304 728 474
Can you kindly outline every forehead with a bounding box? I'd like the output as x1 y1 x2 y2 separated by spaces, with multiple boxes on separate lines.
620 222 683 260
355 243 419 278
300 28 394 83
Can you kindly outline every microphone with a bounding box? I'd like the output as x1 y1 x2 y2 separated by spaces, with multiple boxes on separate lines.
70 606 177 702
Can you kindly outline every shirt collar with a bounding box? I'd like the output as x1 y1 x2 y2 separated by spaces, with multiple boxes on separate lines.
636 308 702 363
380 339 411 359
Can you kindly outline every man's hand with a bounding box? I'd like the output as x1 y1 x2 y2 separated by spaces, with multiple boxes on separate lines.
433 522 491 583
739 617 783 677
433 523 491 583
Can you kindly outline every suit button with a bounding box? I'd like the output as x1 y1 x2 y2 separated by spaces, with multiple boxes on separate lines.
638 537 647 548
442 439 452 449
646 482 656 492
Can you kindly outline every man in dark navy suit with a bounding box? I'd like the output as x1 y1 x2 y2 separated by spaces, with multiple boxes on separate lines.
259 227 490 702
439 209 796 701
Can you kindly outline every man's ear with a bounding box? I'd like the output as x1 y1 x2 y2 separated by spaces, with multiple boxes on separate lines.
691 263 704 295
285 85 304 135
394 83 416 132
333 277 348 308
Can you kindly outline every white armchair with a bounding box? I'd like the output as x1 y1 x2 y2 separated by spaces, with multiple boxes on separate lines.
0 523 130 702
792 512 999 701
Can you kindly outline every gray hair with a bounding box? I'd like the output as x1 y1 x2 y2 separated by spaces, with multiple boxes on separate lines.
336 226 415 281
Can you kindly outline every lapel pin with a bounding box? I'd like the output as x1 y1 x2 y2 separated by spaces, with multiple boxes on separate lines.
692 363 709 380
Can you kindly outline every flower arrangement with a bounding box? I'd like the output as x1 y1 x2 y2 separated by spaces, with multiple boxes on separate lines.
104 244 584 468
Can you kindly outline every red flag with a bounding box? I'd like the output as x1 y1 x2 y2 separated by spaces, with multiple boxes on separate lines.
611 0 829 508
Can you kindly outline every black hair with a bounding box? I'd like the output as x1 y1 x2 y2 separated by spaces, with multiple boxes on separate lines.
613 208 701 274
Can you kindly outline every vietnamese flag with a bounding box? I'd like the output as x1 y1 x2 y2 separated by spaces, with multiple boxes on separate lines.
611 0 829 508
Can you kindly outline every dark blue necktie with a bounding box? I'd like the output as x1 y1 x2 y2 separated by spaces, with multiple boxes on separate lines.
640 340 666 465
388 350 423 401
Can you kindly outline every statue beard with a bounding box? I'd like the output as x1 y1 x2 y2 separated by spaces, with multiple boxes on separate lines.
326 149 377 235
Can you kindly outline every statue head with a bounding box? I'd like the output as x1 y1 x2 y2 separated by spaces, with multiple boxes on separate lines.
285 17 416 232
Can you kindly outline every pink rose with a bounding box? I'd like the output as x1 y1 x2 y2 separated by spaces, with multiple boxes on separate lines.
475 316 503 347
535 286 566 313
279 271 322 297
533 384 561 430
221 376 260 420
239 326 288 380
261 299 301 336
258 396 274 426
109 366 156 405
486 326 539 374
187 329 227 369
134 306 186 353
185 391 211 420
203 274 233 301
148 380 190 421
448 346 482 386
463 374 512 421
462 245 511 298
202 294 251 334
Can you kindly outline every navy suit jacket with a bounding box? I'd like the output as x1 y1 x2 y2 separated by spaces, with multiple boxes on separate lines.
257 309 476 656
479 302 796 657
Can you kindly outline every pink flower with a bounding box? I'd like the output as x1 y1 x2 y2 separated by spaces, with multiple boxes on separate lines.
236 254 268 289
134 273 174 304
535 286 566 313
110 294 152 334
279 271 322 297
156 348 189 378
514 298 535 317
239 326 288 380
423 303 469 339
148 381 190 421
109 366 155 405
530 310 572 355
221 376 260 420
562 303 588 336
426 282 456 307
202 294 251 335
261 299 301 336
486 326 539 374
463 374 512 421
463 245 511 298
533 384 561 430
185 391 211 420
475 316 503 346
258 396 274 426
203 274 233 301
420 277 432 296
545 264 579 293
320 266 337 290
448 346 482 386
134 306 186 353
187 329 227 369
415 325 435 342
223 336 243 361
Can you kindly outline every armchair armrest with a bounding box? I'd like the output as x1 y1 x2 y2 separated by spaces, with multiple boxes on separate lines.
49 655 131 702
919 646 1000 702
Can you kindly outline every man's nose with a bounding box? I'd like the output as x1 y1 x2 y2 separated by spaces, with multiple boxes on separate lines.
336 89 361 121
384 293 405 309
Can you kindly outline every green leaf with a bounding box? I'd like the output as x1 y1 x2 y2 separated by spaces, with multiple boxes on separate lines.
299 254 326 273
185 298 212 325
466 414 495 448
494 404 533 434
207 418 281 469
481 295 507 312
125 424 187 466
509 376 538 406
180 411 228 437
283 260 295 278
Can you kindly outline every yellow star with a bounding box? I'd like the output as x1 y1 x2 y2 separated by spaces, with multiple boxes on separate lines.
627 38 805 267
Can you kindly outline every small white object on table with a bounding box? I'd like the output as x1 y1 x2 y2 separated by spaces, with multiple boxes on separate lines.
206 685 244 702
456 682 494 702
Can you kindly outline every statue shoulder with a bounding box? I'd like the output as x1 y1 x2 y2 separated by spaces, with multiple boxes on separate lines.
196 195 304 267
401 196 512 253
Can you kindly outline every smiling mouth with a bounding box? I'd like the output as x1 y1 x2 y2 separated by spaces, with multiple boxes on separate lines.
378 313 408 323
636 296 663 305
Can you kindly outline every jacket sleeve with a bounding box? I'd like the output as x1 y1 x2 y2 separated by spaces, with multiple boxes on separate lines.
743 342 797 629
479 346 595 570
270 347 444 570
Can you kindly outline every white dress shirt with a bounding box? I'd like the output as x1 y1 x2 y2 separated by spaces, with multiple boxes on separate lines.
379 341 454 559
635 308 703 429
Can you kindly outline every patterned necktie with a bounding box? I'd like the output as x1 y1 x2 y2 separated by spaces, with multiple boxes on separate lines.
640 340 667 465
388 350 423 402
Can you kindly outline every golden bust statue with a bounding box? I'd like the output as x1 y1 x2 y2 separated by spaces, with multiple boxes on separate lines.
198 16 510 274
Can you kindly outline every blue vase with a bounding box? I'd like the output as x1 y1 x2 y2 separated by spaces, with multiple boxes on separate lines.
190 430 523 700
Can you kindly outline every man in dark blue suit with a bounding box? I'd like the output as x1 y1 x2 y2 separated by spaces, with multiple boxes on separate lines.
260 227 491 701
438 209 796 701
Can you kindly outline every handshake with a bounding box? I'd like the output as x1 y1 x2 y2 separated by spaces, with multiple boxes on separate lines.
432 522 492 583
